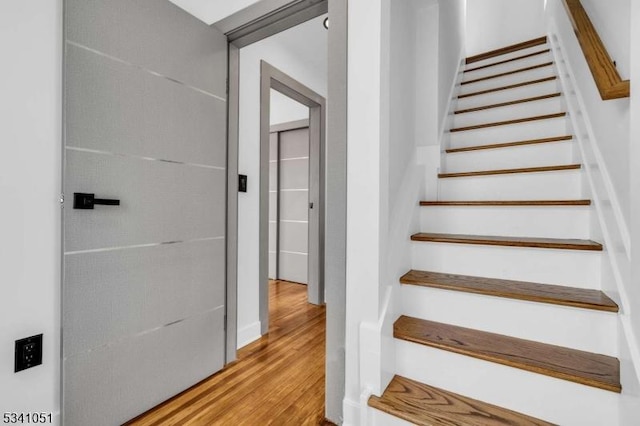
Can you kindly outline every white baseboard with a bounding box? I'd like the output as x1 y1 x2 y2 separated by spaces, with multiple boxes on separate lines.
342 397 361 426
236 321 261 349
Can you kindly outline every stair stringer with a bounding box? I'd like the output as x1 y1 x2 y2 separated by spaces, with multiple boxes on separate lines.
436 58 466 201
355 152 426 425
547 14 640 423
549 0 640 378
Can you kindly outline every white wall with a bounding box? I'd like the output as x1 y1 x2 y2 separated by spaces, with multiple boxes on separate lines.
630 0 640 356
466 0 545 57
438 0 466 136
270 90 309 125
344 0 387 421
624 0 640 421
344 1 465 423
415 2 439 147
237 15 327 348
581 0 630 80
0 1 62 422
546 0 631 224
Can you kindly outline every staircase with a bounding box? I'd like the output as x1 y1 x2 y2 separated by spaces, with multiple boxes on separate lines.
368 37 621 425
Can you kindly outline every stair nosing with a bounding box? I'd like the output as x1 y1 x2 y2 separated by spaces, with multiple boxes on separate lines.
400 270 618 312
438 164 581 179
454 93 562 115
394 316 621 393
419 200 591 207
466 36 548 64
450 113 567 133
446 135 573 153
410 232 603 251
465 48 552 73
461 62 554 86
458 76 557 99
369 375 556 426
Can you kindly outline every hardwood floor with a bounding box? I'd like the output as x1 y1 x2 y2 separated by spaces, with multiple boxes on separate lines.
127 280 327 426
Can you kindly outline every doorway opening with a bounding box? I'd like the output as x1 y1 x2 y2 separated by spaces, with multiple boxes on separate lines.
260 61 326 333
225 2 345 423
228 13 327 347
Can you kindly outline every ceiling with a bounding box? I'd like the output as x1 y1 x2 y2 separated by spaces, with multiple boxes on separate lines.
169 0 264 25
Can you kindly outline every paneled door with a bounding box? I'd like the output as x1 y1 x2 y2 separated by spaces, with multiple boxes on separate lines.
62 1 228 424
268 127 311 284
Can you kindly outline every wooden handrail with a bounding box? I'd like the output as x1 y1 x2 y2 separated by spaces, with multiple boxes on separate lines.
562 0 630 100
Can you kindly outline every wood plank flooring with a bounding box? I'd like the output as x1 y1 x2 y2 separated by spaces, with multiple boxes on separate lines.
126 280 328 426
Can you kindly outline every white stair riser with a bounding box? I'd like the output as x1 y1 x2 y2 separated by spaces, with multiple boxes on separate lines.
444 140 574 173
466 44 551 69
450 117 569 147
395 340 618 426
456 79 560 111
459 67 556 96
411 242 601 289
453 97 564 128
463 52 553 81
438 170 582 201
401 285 617 355
420 205 590 239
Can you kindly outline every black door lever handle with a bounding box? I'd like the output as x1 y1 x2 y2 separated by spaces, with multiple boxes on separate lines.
73 193 121 209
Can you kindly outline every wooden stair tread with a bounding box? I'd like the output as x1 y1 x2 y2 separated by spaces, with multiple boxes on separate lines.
466 36 548 64
368 375 554 426
450 113 567 133
410 233 603 251
465 49 551 73
462 62 554 86
438 164 581 179
455 93 562 115
394 316 621 392
420 200 591 206
446 135 573 153
400 270 618 312
458 76 557 99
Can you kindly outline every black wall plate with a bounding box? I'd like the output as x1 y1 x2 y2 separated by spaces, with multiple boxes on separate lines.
15 334 43 373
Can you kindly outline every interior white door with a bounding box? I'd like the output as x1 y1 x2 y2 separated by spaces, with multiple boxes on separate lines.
62 1 228 424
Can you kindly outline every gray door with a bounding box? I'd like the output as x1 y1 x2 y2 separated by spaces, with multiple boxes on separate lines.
268 126 312 285
62 1 228 424
278 127 311 284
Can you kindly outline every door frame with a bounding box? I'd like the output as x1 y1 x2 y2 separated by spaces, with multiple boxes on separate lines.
225 1 329 360
225 1 347 422
261 62 326 327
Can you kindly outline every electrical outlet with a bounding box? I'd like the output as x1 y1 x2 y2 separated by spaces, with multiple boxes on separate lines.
15 334 43 373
